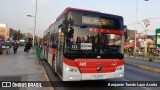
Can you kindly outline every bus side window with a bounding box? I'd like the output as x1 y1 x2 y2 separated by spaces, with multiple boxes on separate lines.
55 32 58 48
50 31 57 48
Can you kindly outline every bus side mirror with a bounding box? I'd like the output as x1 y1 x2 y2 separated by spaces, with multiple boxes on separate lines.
69 17 74 27
68 27 74 38
62 20 68 36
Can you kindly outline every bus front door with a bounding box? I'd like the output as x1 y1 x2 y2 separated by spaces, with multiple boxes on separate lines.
56 27 64 77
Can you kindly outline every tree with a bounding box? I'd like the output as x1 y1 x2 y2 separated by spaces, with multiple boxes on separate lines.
13 31 18 40
17 30 20 40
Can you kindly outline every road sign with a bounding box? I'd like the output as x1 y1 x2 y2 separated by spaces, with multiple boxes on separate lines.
155 28 160 46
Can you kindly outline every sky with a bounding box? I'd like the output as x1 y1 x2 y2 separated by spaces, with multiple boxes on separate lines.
0 0 160 36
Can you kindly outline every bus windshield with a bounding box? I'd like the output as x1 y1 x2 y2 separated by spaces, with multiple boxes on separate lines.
64 26 123 59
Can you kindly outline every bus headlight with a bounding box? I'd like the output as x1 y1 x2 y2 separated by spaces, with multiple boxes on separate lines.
66 67 78 72
116 65 124 71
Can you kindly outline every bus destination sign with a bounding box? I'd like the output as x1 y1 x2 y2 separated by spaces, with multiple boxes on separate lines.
82 16 114 26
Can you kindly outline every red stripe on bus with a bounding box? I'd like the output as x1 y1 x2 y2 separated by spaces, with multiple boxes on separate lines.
80 67 116 73
89 28 124 34
116 60 124 66
56 7 100 20
63 58 124 73
75 59 124 73
75 59 124 68
63 58 78 67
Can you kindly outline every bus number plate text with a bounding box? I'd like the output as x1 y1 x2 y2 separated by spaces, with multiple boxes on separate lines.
92 75 104 80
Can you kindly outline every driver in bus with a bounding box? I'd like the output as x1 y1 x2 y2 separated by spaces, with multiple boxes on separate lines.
66 28 74 49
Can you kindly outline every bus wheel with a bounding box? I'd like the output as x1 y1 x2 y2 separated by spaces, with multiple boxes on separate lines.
52 55 58 76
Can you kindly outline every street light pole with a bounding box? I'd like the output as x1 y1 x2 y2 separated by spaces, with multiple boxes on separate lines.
33 0 38 53
27 0 38 53
134 0 149 54
134 0 139 54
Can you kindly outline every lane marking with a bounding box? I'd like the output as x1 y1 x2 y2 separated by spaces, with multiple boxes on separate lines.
138 65 160 73
125 63 160 73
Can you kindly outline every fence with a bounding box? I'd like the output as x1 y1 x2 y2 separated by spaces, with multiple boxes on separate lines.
36 46 41 64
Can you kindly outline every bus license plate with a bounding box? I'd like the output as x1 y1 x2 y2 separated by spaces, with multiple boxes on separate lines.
92 75 104 80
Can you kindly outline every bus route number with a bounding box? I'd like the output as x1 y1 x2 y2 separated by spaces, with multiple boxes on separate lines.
72 44 78 49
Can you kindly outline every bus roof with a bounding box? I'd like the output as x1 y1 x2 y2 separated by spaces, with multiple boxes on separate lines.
56 7 100 20
44 7 101 33
44 7 123 34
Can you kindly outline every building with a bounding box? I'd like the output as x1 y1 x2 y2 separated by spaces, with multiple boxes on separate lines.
125 29 136 41
0 24 10 41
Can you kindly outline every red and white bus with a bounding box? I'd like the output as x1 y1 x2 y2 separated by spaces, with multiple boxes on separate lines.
42 7 124 81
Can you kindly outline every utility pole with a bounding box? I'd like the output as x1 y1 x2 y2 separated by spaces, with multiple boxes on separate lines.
27 0 38 53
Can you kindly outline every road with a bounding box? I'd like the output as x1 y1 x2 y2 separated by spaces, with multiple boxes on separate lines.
125 57 160 69
124 64 160 90
42 57 160 90
124 58 160 81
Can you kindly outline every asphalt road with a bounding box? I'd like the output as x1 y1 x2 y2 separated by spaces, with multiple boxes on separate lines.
42 59 160 90
125 58 160 69
125 65 160 81
124 64 160 90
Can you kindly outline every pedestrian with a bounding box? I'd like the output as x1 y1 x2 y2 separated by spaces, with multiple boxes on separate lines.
12 41 19 54
0 44 2 54
25 41 32 54
128 47 131 57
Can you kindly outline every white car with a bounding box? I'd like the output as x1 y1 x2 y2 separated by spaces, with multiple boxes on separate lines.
19 40 26 43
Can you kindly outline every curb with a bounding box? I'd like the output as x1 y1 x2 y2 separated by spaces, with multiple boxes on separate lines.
124 57 160 64
41 61 54 90
35 53 54 90
125 62 160 73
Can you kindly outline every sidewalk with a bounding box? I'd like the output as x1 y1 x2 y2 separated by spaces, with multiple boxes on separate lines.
0 47 50 90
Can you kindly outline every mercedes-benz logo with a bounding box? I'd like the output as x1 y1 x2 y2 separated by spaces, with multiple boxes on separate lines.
96 67 102 71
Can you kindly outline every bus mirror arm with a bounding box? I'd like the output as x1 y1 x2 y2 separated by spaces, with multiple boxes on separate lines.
64 30 68 36
61 29 68 36
62 20 68 36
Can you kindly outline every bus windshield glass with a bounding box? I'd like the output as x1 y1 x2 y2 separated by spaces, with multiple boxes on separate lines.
64 26 123 59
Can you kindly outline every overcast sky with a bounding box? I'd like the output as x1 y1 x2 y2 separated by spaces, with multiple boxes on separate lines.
0 0 160 36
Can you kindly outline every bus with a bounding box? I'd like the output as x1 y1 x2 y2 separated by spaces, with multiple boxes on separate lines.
42 7 124 81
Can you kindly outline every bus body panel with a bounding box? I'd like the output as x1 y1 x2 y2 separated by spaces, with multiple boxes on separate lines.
48 47 58 69
63 61 124 81
42 45 48 60
64 58 124 73
43 7 124 81
75 59 124 73
48 52 53 67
